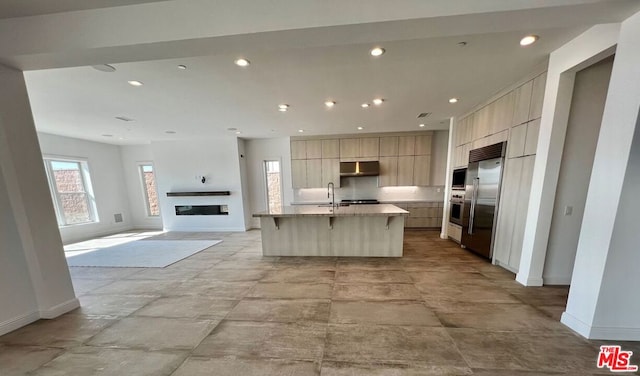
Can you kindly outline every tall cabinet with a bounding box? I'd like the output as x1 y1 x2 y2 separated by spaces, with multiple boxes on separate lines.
450 72 546 272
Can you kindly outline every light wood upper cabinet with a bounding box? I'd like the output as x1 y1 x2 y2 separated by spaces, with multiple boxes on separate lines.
379 137 399 156
306 140 322 159
507 123 527 158
321 139 340 158
291 159 307 188
493 93 515 134
512 80 533 126
340 138 360 159
414 134 432 155
413 155 431 186
291 140 307 160
359 138 379 158
397 156 415 186
529 73 546 120
378 156 398 187
524 119 540 156
321 158 340 187
306 159 322 188
398 136 415 156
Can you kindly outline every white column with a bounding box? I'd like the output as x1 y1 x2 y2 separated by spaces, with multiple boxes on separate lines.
561 11 640 340
0 64 78 331
516 24 620 286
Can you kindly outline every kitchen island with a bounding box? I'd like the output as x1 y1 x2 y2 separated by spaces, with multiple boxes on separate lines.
253 204 409 257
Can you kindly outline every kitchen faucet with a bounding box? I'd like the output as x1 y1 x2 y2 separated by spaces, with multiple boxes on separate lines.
327 182 335 209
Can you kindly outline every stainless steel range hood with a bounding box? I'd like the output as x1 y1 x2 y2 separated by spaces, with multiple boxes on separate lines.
339 161 379 177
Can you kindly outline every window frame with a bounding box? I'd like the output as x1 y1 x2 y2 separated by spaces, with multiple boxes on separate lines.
138 162 160 217
263 158 284 212
43 155 99 227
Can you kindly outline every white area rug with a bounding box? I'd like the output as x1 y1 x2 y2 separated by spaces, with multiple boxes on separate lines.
66 240 222 268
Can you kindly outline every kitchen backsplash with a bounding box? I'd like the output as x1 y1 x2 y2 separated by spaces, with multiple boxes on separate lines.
292 176 445 203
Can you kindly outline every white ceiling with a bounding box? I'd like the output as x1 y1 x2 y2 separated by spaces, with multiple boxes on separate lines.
6 1 640 145
0 0 169 19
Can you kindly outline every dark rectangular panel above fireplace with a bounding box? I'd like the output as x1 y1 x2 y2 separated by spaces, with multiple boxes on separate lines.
175 205 229 216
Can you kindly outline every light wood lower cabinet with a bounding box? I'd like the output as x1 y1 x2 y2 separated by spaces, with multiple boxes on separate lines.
396 202 443 228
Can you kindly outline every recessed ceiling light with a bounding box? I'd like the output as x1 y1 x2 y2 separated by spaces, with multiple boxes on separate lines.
419 124 425 128
298 129 304 133
118 137 125 140
372 98 384 106
234 58 250 67
449 98 458 104
361 103 370 108
357 126 364 130
165 130 176 134
278 104 289 109
520 35 539 46
235 131 242 135
92 64 116 72
102 134 113 137
325 100 336 108
127 80 143 87
177 65 187 70
370 47 385 57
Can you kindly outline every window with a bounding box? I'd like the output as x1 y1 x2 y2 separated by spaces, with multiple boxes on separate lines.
43 158 98 226
140 164 160 216
264 160 283 212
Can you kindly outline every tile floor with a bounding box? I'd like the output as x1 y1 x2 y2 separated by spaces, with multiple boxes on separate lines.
1 229 638 375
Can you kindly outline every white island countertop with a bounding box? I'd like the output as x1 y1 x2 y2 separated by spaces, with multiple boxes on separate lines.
253 204 409 218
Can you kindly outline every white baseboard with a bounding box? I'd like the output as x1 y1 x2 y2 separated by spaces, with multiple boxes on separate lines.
0 311 40 336
561 312 640 340
543 275 572 285
40 298 80 319
516 273 544 286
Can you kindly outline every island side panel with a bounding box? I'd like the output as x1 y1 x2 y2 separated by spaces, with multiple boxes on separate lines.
259 215 404 257
260 216 333 256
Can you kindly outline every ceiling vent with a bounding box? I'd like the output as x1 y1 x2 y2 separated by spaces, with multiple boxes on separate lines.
417 112 431 119
115 116 134 122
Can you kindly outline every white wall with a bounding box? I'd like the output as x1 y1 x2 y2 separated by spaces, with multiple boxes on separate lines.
0 65 77 336
516 23 621 286
37 133 133 244
245 137 294 229
543 56 613 285
152 138 247 232
120 144 163 230
562 11 640 340
0 167 39 334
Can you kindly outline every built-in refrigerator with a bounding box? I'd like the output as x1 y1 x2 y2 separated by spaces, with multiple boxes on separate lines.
461 142 506 259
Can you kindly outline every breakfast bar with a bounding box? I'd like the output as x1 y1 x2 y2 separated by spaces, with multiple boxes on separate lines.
253 204 409 257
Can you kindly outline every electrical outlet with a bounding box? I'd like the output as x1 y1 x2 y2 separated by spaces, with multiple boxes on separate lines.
564 206 573 216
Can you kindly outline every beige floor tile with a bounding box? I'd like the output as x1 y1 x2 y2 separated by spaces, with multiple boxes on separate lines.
89 279 182 295
71 278 117 295
193 320 326 361
227 299 330 323
123 268 201 280
320 361 472 375
0 315 115 348
335 258 404 271
194 268 267 281
169 280 255 298
434 302 563 331
335 270 413 284
329 301 441 326
332 283 422 301
0 345 63 376
87 317 217 350
447 328 612 374
261 269 335 283
30 347 186 376
75 294 158 316
69 267 144 280
172 357 320 376
133 296 238 319
324 324 467 365
247 282 333 299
